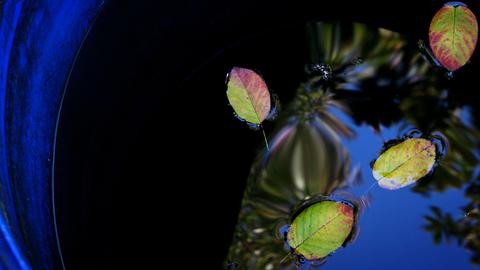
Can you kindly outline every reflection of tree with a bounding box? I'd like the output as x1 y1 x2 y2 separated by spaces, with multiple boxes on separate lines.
401 86 480 266
311 21 480 266
308 21 480 266
424 205 480 265
226 21 480 268
226 22 412 269
226 89 357 269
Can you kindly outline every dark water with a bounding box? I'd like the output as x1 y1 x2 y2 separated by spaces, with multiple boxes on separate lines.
223 22 480 270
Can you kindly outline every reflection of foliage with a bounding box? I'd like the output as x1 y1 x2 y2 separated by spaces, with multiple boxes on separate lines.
418 117 480 265
226 111 356 269
409 115 480 194
395 53 480 265
226 21 480 269
424 203 480 265
424 206 461 244
226 22 415 270
306 21 480 266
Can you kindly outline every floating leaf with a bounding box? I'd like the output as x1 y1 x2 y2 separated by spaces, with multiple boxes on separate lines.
287 200 354 260
429 2 478 72
372 138 436 190
226 67 271 125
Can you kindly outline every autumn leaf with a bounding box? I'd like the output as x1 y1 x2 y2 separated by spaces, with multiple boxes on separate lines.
429 2 478 72
226 67 271 125
372 138 437 190
286 200 354 260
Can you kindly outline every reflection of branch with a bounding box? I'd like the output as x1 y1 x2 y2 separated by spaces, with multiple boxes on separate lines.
417 40 443 69
424 204 480 265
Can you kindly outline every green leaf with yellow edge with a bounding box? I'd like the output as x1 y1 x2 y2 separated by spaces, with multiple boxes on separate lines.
287 200 354 260
226 67 271 125
372 138 436 190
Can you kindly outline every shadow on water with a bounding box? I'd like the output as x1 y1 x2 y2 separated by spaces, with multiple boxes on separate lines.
225 21 480 269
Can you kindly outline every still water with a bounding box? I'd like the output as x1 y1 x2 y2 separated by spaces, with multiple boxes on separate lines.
224 22 480 270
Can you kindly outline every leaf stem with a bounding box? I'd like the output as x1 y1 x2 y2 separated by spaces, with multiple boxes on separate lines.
261 125 270 151
361 181 378 197
279 253 291 265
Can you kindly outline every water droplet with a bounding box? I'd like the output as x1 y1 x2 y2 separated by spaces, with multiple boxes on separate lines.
446 71 454 80
231 111 261 130
417 39 425 49
225 71 231 85
305 63 320 74
226 260 238 269
351 57 363 65
232 112 244 122
246 122 261 131
252 227 266 234
305 63 333 80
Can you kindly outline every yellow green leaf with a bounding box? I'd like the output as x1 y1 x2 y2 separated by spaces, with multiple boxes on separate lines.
226 67 271 125
287 200 354 260
372 138 436 190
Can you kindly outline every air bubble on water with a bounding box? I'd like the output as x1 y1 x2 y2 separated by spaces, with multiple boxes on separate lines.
225 71 231 85
232 112 244 122
446 71 454 80
252 227 266 234
305 63 333 81
246 122 261 131
351 57 364 66
232 112 259 130
231 109 263 131
305 63 320 74
226 260 239 269
417 40 426 50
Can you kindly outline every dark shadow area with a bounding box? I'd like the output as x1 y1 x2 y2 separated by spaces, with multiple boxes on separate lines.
53 0 480 268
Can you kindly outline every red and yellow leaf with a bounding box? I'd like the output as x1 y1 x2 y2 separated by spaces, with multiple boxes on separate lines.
429 2 478 71
226 67 271 124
